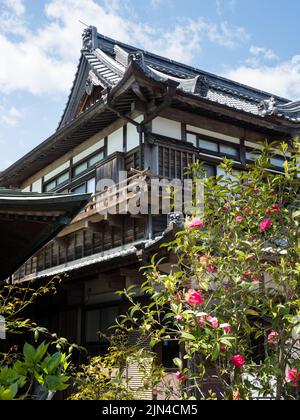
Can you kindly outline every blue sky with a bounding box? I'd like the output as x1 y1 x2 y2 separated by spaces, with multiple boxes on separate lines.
0 0 300 171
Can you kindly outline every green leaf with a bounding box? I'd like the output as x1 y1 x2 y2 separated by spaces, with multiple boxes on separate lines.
23 343 36 363
34 342 49 363
173 358 183 370
0 383 18 400
181 332 196 341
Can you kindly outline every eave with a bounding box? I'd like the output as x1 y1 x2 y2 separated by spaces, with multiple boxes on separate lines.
0 190 91 280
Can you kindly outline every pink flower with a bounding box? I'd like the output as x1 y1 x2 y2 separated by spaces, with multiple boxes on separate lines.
220 323 232 334
207 316 219 329
233 390 240 401
244 270 252 277
251 278 260 284
185 289 204 307
199 255 210 266
175 315 183 322
267 331 279 344
223 204 231 211
286 369 300 388
200 255 217 273
220 343 228 353
259 219 273 232
152 388 158 397
188 218 205 230
207 265 217 273
246 254 255 260
243 207 250 215
266 204 281 215
231 355 245 369
196 316 206 328
236 216 244 223
175 372 186 382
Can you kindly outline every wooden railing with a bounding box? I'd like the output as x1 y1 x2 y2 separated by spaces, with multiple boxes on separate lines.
71 169 151 224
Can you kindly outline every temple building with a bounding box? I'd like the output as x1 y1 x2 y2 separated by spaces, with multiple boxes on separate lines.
1 26 299 368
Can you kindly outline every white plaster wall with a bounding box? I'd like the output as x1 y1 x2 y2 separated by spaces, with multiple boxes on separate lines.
152 117 182 140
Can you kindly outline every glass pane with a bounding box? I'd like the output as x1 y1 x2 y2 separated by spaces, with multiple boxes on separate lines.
88 152 104 167
187 133 197 147
199 139 218 153
71 183 87 194
220 144 239 158
85 310 101 343
246 150 259 161
74 161 88 176
202 164 216 178
87 178 96 194
270 157 285 168
45 181 56 192
57 172 69 186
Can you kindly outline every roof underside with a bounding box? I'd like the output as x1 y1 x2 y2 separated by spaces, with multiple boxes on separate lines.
0 189 90 279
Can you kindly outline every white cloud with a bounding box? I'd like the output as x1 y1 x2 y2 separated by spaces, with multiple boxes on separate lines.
0 0 249 97
249 46 278 61
4 0 25 16
225 55 300 100
0 105 24 127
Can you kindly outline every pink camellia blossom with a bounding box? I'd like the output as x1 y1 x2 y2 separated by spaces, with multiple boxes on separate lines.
200 255 217 273
267 331 279 344
231 355 245 369
199 255 209 266
196 316 206 328
233 390 240 401
185 289 204 307
175 315 183 322
286 369 300 388
207 316 219 330
188 218 205 230
236 216 244 223
207 265 217 273
220 323 232 334
220 344 227 353
266 204 281 215
175 372 186 382
259 219 273 232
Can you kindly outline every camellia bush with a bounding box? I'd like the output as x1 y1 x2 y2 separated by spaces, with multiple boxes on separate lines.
118 141 300 400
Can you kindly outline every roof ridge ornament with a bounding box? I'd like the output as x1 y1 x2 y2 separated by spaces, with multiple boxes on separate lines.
259 96 300 118
195 75 210 97
82 26 97 51
128 51 145 68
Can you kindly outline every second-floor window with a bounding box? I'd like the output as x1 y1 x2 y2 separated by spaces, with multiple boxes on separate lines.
44 171 69 192
73 152 104 178
70 178 96 195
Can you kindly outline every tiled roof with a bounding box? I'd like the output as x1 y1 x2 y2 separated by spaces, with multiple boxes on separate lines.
72 26 300 124
58 26 300 129
22 236 163 280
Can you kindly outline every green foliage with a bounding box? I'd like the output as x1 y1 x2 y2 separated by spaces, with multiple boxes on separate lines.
0 342 70 400
69 333 166 400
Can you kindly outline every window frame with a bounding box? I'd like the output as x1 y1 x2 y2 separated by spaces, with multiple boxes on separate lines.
186 131 241 161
